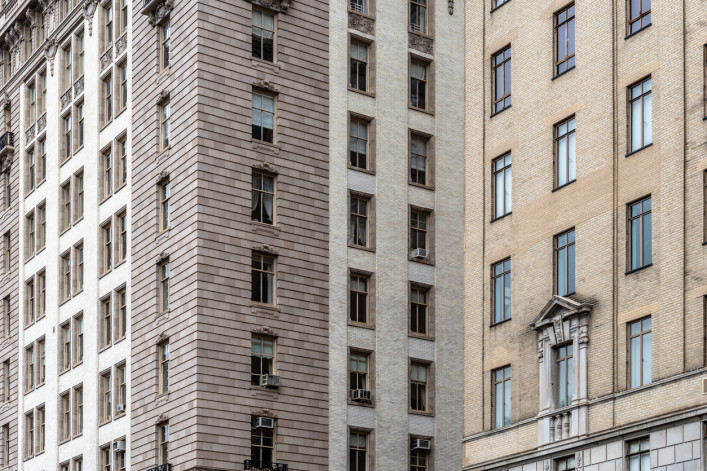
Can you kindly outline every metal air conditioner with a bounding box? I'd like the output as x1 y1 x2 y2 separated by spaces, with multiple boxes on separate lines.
411 439 431 450
113 440 126 452
412 248 427 259
350 389 371 402
259 374 280 388
117 403 126 413
254 417 275 429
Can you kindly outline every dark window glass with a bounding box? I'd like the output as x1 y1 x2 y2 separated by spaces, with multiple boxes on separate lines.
628 197 652 271
492 46 511 113
252 10 275 62
252 91 275 143
251 172 274 225
628 0 651 35
350 41 368 92
350 274 368 324
555 229 575 296
350 120 368 169
410 135 427 185
492 259 511 323
555 5 575 76
410 61 427 109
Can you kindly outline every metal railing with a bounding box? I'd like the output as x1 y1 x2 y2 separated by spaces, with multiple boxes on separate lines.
0 132 14 152
144 464 172 471
349 1 366 13
244 461 288 471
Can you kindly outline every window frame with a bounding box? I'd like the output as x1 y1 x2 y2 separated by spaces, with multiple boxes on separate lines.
158 341 169 394
627 196 652 272
626 0 651 37
158 259 170 312
628 317 652 388
349 429 369 471
250 335 275 386
61 322 71 372
251 171 276 226
554 116 576 189
553 4 575 78
492 365 511 428
251 90 275 144
627 76 652 155
160 100 170 150
409 360 431 414
409 58 430 111
491 45 511 115
554 343 574 409
491 258 511 324
160 19 171 71
251 252 275 306
349 271 370 326
554 228 576 296
349 38 370 93
349 193 372 249
252 8 276 63
349 115 372 172
410 283 432 338
492 153 512 220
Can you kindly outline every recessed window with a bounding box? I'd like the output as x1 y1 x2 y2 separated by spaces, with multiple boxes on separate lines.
158 422 169 464
120 0 128 34
628 196 652 271
555 117 576 188
251 416 274 465
118 138 127 187
61 253 71 301
409 0 427 33
74 387 83 435
63 46 72 90
63 114 72 160
251 172 274 225
25 346 33 390
158 341 169 394
26 213 34 258
38 339 45 384
37 406 45 453
492 153 512 219
117 212 127 264
61 182 71 230
252 10 275 63
349 273 368 324
556 456 576 471
251 91 274 143
251 253 275 305
251 335 274 386
349 41 368 92
118 62 127 112
160 100 170 150
350 196 369 247
61 393 70 441
492 366 511 428
160 20 171 70
25 279 34 324
158 260 169 312
61 323 71 371
555 229 575 296
75 172 84 220
349 431 368 471
555 344 573 408
627 0 650 35
75 245 83 293
117 289 126 340
410 362 428 412
75 316 83 363
628 77 652 154
102 223 112 272
159 179 170 231
349 352 369 394
492 46 511 114
28 83 36 125
101 371 112 422
117 364 127 412
27 149 35 191
410 286 428 335
101 297 112 348
76 103 84 148
627 438 650 471
25 411 33 458
410 210 428 255
37 271 46 318
104 75 113 123
410 134 428 185
629 317 651 388
554 4 575 76
410 61 427 110
104 2 113 47
492 0 509 9
349 119 368 169
492 259 511 324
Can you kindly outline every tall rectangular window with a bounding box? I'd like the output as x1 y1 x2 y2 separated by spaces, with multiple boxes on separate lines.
251 336 274 385
555 229 575 296
627 438 650 471
38 204 45 250
104 4 113 47
25 412 33 458
78 32 84 77
554 4 575 76
349 273 368 324
350 196 368 247
493 366 511 428
76 172 84 220
410 362 428 412
25 280 34 324
410 286 428 335
62 323 71 371
251 172 274 225
161 101 170 149
61 393 70 441
76 245 83 292
76 103 84 148
349 431 368 471
63 115 72 160
411 438 429 471
25 346 33 390
37 406 44 453
39 72 46 115
118 138 127 187
628 77 652 153
628 196 652 271
349 119 368 169
39 140 46 181
104 75 113 122
4 297 9 338
555 344 573 408
62 182 71 230
2 424 8 464
102 447 111 471
103 149 113 198
38 339 45 384
410 135 427 185
627 0 651 35
160 20 171 70
159 341 169 394
251 91 274 143
27 150 35 191
103 223 112 272
410 61 427 110
102 372 112 421
118 212 127 263
629 317 652 388
118 62 127 112
63 46 72 90
28 83 36 125
349 352 368 393
410 210 428 253
2 233 8 274
101 297 112 348
75 316 83 363
409 0 427 33
493 154 512 219
2 361 8 401
251 416 274 465
492 46 511 114
159 260 169 312
118 289 126 340
555 117 576 188
349 41 368 92
26 213 34 258
159 179 170 231
117 364 126 411
158 423 169 464
704 170 707 242
74 387 83 435
252 10 275 62
251 253 274 305
38 271 46 319
492 259 511 324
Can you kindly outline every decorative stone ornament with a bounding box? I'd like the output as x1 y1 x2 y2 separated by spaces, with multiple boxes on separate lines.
44 38 58 76
348 12 374 35
246 0 291 13
115 32 128 57
252 326 279 337
252 161 279 174
253 243 278 255
157 250 170 262
83 0 98 36
148 0 174 26
448 0 454 14
0 93 9 110
408 32 433 54
156 88 170 104
252 80 278 93
251 408 277 418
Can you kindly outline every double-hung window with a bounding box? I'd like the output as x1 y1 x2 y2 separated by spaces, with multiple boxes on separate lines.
627 438 650 471
555 117 576 188
349 353 368 394
554 5 575 76
160 20 171 70
409 0 427 33
410 61 427 110
349 41 368 92
160 100 170 150
492 259 511 323
555 229 575 296
628 196 652 271
349 431 368 471
627 0 651 35
493 366 511 428
349 196 368 247
251 172 274 225
250 336 274 386
159 260 169 312
252 10 275 62
628 77 652 153
410 135 427 185
629 317 651 388
251 416 274 465
555 344 573 408
159 341 169 394
493 154 512 218
410 286 428 335
349 273 368 324
492 46 511 114
251 253 275 305
349 119 368 169
350 0 366 13
252 91 274 143
410 210 428 255
410 363 428 412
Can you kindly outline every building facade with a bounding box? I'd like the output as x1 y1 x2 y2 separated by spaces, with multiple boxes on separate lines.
330 0 464 469
464 3 707 471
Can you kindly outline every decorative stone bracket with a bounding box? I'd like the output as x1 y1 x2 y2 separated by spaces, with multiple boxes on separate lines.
408 31 433 54
245 0 291 13
348 11 374 36
147 0 174 26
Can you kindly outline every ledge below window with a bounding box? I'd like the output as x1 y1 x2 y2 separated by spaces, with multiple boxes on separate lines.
625 263 652 275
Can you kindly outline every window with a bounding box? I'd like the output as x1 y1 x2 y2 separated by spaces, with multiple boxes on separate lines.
4 171 10 210
37 271 46 316
410 135 427 185
103 149 113 198
492 46 511 114
410 286 428 335
349 273 368 324
2 361 8 401
118 138 127 187
120 0 128 34
3 297 9 338
252 10 275 62
349 41 368 92
410 210 428 254
556 456 576 471
74 457 83 471
75 316 83 363
39 140 46 181
628 196 652 271
409 0 427 33
161 100 170 149
116 445 126 471
350 196 368 247
251 172 274 225
38 339 45 384
492 259 511 323
349 119 368 170
74 387 83 435
349 352 368 393
410 60 427 110
160 20 171 70
159 341 169 394
62 323 71 371
627 0 650 35
251 253 275 305
26 213 35 258
411 438 429 471
251 416 274 465
25 412 33 458
117 364 126 411
76 172 83 220
25 346 33 390
2 424 7 465
37 406 44 453
101 297 112 348
64 46 72 90
555 229 575 296
555 117 576 188
159 179 170 231
102 447 111 471
27 150 35 191
251 335 274 385
63 114 72 160
104 3 113 47
38 205 45 250
39 72 46 115
118 62 127 112
62 182 71 229
493 366 511 428
704 170 707 242
492 153 512 219
118 212 127 263
117 289 126 340
627 438 650 471
555 344 573 408
3 233 9 273
350 0 366 13
78 32 84 77
349 431 368 471
102 372 112 422
554 4 575 76
76 245 83 292
628 77 652 153
629 317 652 388
159 260 169 312
61 393 70 441
28 83 36 125
158 423 169 464
251 91 274 143
25 279 34 324
103 223 112 272
410 362 428 412
104 75 113 122
76 103 84 148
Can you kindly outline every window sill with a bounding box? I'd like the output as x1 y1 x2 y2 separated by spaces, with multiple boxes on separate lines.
409 332 434 341
250 302 280 317
251 222 280 237
73 145 84 156
98 419 112 427
348 398 375 408
100 119 113 133
36 178 46 189
552 180 576 192
624 22 652 40
60 155 72 168
490 0 510 13
348 321 375 330
115 108 127 120
58 438 71 446
625 142 653 158
552 65 575 81
490 212 512 223
99 344 112 353
24 387 34 395
348 242 375 253
114 259 127 269
409 409 434 417
25 187 35 198
409 105 435 116
36 247 45 256
625 263 652 275
73 432 83 439
100 193 114 206
73 288 84 297
25 254 35 263
348 86 376 99
59 297 72 307
250 138 280 155
490 317 512 328
73 216 84 225
99 269 113 280
490 105 511 118
252 58 280 74
409 181 434 191
408 255 434 266
348 165 376 176
60 226 72 237
115 182 127 194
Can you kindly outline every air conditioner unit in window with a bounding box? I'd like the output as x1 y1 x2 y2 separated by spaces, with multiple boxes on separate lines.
113 440 126 452
411 439 431 450
412 248 427 259
117 403 126 413
350 389 371 402
254 417 275 429
259 374 280 389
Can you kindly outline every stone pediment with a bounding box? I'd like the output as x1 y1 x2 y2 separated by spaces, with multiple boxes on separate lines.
530 295 592 330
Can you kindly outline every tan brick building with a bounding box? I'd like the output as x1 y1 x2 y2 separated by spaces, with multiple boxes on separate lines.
464 1 707 471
